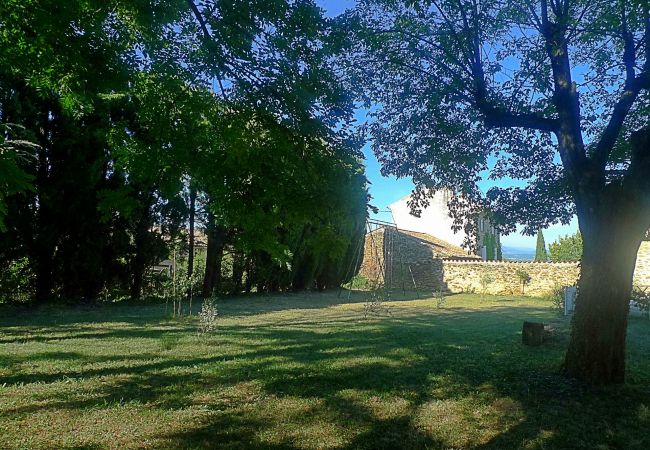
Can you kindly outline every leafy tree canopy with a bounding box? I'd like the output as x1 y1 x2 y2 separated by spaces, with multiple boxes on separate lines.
0 0 368 301
341 0 650 384
549 232 583 262
341 0 650 237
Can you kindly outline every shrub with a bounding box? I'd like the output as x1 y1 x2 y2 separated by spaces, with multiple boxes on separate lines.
631 286 650 318
198 298 219 334
162 269 203 316
362 289 391 319
347 274 371 290
479 273 495 298
0 257 34 304
549 232 582 262
435 288 446 308
544 285 565 313
515 269 531 295
462 284 476 294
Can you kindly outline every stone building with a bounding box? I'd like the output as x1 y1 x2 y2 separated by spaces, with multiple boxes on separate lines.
358 225 650 296
388 190 501 260
358 226 479 291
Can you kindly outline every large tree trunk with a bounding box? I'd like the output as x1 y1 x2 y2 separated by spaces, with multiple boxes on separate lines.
34 252 54 304
130 233 147 300
231 251 244 294
564 128 650 384
33 103 55 303
130 201 152 300
201 216 227 298
564 202 645 384
244 255 254 293
187 184 197 278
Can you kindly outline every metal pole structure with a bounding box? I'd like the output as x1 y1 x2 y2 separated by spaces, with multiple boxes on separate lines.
338 221 366 299
367 223 387 289
408 263 421 299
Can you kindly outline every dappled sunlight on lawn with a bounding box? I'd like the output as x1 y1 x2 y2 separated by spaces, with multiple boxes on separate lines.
2 292 650 448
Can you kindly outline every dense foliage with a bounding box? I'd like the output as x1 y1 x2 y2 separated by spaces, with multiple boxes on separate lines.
549 232 583 262
0 0 367 303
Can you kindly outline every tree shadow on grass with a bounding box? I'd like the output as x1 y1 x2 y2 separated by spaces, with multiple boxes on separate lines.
2 304 650 448
0 289 457 330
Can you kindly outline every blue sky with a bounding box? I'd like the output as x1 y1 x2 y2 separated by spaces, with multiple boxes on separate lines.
318 0 579 249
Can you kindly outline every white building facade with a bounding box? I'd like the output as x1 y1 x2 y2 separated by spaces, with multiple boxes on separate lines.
388 190 500 260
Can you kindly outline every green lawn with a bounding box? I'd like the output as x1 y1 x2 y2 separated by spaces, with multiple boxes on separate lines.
2 292 650 449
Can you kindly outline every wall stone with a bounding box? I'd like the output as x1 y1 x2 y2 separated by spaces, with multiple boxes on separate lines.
402 260 445 291
441 260 580 296
634 241 650 287
358 229 650 296
358 228 385 287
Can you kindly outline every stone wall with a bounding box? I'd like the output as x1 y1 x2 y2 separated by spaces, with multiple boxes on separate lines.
358 228 385 287
634 241 650 287
402 260 445 291
441 242 650 296
358 230 650 296
441 260 580 296
359 227 441 289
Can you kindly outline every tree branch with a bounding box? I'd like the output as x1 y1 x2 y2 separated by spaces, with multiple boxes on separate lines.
430 0 475 67
522 0 543 30
462 2 558 133
540 0 550 33
186 0 211 39
621 0 636 83
591 0 648 170
591 75 649 168
479 104 559 132
624 127 650 194
372 28 474 79
643 2 650 73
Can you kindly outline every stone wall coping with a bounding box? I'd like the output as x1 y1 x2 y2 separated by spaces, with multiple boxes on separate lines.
441 260 579 266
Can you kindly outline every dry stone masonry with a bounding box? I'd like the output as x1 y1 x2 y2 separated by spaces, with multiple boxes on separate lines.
441 260 579 296
635 241 650 287
358 228 650 296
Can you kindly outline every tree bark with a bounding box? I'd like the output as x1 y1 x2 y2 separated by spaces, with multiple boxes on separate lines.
33 103 55 303
201 216 227 298
244 255 254 293
130 198 152 300
231 251 244 294
34 252 54 303
564 202 645 384
564 128 650 384
187 184 197 278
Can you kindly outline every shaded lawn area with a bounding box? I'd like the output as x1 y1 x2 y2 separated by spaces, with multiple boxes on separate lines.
2 292 650 449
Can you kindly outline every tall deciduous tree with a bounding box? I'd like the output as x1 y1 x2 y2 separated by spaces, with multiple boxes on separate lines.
0 124 36 232
345 0 650 384
1 0 368 302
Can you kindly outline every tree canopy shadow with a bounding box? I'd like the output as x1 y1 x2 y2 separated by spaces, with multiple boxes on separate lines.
2 299 650 448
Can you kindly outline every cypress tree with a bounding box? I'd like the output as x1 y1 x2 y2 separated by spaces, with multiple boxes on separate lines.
534 228 548 262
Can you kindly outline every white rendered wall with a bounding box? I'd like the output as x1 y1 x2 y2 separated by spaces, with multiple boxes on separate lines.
388 191 467 248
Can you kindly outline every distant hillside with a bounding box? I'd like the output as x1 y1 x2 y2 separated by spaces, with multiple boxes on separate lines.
502 246 535 261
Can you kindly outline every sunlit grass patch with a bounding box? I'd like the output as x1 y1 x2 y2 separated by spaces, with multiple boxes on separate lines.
1 292 650 449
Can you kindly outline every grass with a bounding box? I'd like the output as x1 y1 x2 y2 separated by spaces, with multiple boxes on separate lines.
2 291 650 449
